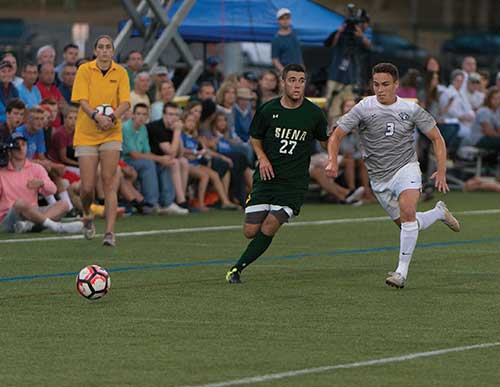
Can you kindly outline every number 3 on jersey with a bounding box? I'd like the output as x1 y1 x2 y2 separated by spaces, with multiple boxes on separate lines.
385 122 395 136
279 139 297 154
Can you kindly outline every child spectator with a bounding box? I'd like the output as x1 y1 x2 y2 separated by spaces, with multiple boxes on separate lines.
0 99 25 143
181 112 238 211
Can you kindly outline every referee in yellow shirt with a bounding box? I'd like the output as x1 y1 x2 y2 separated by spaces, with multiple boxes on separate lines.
71 35 130 247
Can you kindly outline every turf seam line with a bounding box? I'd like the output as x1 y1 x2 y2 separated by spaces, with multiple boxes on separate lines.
0 236 499 283
179 341 500 387
0 208 498 245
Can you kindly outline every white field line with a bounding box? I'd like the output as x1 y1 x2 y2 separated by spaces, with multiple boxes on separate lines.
0 208 498 245
179 341 500 387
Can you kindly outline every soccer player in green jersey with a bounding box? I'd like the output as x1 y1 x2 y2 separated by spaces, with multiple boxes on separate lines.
225 64 329 284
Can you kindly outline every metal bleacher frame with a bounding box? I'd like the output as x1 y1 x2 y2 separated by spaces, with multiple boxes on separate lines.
114 0 203 97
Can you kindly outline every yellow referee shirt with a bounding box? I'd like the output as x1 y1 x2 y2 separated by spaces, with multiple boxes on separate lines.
71 60 130 146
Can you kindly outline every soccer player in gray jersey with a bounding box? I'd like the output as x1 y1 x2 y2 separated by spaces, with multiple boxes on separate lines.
326 63 461 289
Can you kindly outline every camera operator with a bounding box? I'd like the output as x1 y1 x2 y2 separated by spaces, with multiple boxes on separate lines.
0 132 83 234
324 5 372 123
0 99 25 143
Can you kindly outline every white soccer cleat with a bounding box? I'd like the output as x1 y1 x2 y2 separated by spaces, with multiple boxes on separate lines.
14 221 34 233
385 271 406 289
58 221 84 234
436 201 461 232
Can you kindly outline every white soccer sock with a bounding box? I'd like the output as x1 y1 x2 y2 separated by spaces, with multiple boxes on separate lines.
43 218 60 232
396 221 419 279
416 207 444 231
59 190 74 211
45 195 57 205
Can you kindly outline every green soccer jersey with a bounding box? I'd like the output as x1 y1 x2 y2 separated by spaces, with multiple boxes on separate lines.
250 97 329 192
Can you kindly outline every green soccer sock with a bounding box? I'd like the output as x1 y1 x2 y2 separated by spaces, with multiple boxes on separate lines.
233 231 274 272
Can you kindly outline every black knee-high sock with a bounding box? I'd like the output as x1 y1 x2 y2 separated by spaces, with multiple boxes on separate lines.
233 231 274 272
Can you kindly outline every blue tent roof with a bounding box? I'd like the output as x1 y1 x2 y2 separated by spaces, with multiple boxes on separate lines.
119 0 344 46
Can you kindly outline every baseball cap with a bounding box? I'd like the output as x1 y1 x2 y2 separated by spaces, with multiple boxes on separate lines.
242 71 258 82
206 56 220 66
150 65 168 76
468 72 481 82
8 132 27 143
276 8 291 19
236 88 255 100
0 61 13 70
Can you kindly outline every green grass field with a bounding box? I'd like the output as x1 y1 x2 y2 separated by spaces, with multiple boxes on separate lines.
1 192 499 386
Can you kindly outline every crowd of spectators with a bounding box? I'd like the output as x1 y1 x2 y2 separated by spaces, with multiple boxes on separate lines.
0 10 499 233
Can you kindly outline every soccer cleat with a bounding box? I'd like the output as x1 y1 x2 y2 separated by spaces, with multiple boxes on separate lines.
14 221 34 233
102 232 116 247
385 271 406 289
82 217 96 240
226 268 242 284
345 187 365 204
436 201 461 232
57 221 84 234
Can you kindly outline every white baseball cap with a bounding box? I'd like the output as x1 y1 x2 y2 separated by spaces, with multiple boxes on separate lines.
276 8 291 19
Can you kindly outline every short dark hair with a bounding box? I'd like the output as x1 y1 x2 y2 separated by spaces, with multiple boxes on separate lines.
6 99 25 113
198 82 215 92
133 102 149 113
41 98 57 106
62 63 77 70
281 64 306 80
63 43 79 52
372 63 399 81
162 101 178 114
22 62 37 72
64 105 78 116
126 50 142 61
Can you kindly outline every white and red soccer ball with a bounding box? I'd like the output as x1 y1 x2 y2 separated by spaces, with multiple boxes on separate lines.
76 265 111 300
95 104 114 117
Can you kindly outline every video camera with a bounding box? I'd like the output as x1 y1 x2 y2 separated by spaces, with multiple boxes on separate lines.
0 141 19 167
344 3 369 46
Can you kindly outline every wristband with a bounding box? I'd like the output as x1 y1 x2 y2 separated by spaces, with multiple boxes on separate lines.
91 111 98 122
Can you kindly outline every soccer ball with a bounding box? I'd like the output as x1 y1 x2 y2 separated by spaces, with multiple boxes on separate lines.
95 104 114 117
76 265 111 300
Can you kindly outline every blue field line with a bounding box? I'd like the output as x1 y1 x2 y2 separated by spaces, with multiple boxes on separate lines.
0 237 499 284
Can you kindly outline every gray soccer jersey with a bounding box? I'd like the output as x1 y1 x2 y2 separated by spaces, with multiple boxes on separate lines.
337 96 436 182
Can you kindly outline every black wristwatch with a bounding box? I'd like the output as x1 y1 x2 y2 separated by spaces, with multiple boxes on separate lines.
91 111 98 122
109 113 117 125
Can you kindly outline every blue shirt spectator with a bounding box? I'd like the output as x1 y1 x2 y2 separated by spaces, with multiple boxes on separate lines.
16 63 41 109
15 124 46 159
0 61 20 123
16 83 42 108
271 8 303 73
181 132 202 166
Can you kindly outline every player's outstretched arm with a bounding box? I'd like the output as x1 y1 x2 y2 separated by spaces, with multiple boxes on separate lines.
325 126 346 178
251 137 275 181
425 126 449 193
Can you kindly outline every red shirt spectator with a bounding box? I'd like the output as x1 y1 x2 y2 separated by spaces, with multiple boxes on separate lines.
35 63 64 127
48 107 78 167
